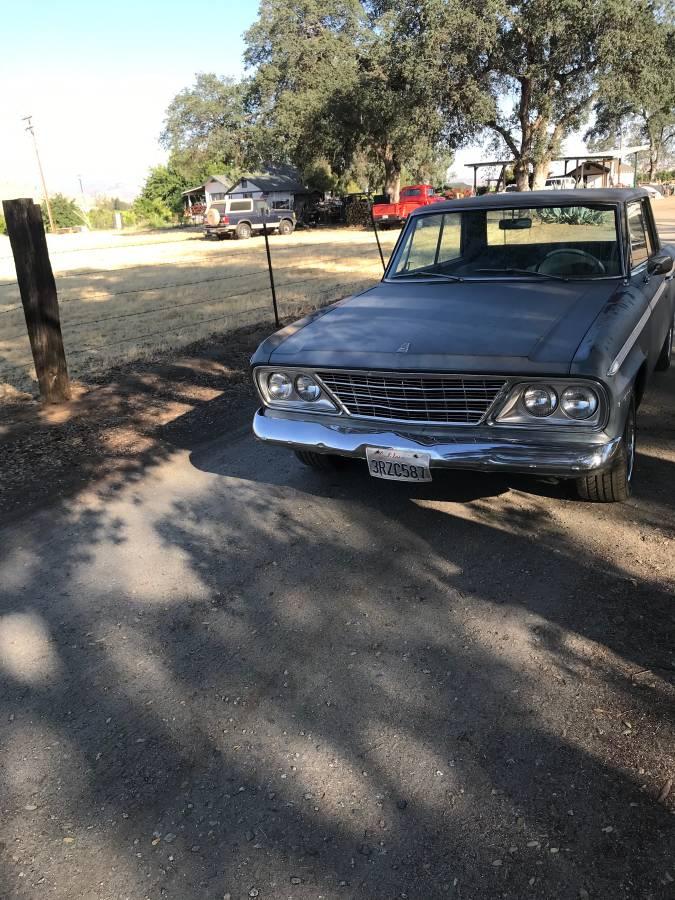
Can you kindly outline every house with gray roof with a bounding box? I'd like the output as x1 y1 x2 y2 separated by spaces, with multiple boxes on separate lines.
183 165 319 221
224 165 316 210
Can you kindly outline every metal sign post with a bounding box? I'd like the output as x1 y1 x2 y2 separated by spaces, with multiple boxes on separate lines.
262 215 280 328
370 204 386 272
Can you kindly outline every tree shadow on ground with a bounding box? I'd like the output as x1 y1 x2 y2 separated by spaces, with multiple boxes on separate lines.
1 373 673 900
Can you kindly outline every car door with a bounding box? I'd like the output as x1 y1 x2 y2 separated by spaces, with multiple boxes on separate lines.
642 197 674 345
625 198 670 368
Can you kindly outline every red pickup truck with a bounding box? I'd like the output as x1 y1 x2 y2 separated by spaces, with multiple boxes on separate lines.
371 184 443 227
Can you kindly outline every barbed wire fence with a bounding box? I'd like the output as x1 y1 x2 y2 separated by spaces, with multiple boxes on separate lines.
0 231 392 391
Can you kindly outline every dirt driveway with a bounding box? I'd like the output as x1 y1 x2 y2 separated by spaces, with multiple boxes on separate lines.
1 367 674 900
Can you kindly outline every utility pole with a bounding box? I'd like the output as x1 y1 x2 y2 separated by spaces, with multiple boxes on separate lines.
22 116 55 233
77 174 87 211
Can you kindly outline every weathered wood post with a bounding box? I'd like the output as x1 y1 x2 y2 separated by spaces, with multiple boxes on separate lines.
2 198 70 402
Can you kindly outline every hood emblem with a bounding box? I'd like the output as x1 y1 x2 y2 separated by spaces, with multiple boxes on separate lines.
397 342 411 353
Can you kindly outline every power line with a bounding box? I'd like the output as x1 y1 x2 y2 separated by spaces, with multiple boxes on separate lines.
0 252 379 329
0 235 392 288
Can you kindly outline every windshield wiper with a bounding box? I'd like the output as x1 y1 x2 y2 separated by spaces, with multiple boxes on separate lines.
471 267 569 281
393 269 462 281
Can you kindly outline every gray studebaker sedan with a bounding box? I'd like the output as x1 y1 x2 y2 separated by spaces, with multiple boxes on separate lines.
251 189 674 502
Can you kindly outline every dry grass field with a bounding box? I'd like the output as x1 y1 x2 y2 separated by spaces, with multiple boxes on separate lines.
2 196 675 399
0 227 399 396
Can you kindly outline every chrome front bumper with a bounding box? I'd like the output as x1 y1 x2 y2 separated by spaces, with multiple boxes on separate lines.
253 409 623 477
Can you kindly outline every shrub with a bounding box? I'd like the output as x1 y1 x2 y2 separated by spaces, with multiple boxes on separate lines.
537 207 607 226
41 193 85 229
132 196 174 228
0 214 6 236
87 207 115 230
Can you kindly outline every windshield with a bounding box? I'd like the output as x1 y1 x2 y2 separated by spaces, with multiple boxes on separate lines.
388 205 621 280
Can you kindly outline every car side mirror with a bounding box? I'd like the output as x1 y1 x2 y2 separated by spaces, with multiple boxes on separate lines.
647 253 673 276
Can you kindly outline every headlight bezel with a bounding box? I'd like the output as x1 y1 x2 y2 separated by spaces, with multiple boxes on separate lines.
494 379 606 428
254 367 337 414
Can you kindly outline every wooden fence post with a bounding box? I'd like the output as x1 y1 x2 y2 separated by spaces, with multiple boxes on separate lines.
2 198 70 402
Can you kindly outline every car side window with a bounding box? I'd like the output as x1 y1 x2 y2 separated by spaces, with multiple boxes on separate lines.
438 215 461 261
403 214 444 270
641 198 659 254
627 202 651 268
229 200 253 212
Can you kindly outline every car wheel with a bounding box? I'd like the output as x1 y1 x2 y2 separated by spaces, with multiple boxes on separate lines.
575 396 635 503
294 450 339 472
655 320 673 371
278 219 294 236
235 222 252 240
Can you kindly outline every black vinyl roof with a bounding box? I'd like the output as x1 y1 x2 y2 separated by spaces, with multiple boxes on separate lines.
410 188 648 216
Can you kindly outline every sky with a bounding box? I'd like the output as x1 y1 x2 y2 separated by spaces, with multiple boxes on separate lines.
0 0 590 204
0 0 259 202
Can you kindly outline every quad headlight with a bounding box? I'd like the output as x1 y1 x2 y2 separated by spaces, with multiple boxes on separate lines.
295 374 321 402
255 368 337 413
560 385 598 420
495 380 604 426
267 372 293 400
523 385 558 417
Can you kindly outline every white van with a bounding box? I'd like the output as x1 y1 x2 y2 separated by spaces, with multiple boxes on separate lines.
543 177 577 190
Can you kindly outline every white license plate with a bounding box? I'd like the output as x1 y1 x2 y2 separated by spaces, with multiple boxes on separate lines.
366 448 432 482
380 214 389 219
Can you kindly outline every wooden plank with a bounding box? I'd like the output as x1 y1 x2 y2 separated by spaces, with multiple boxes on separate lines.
2 198 70 402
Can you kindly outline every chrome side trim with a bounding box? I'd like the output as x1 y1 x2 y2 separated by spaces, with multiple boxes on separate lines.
607 280 667 376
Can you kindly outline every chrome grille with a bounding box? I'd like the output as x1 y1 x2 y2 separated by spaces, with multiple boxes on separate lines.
317 371 507 425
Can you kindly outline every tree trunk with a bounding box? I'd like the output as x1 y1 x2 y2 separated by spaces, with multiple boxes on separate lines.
514 158 530 191
383 148 401 203
648 142 657 181
532 160 549 190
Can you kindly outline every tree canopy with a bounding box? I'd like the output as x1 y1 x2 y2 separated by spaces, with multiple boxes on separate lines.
160 74 250 185
138 165 189 215
156 0 675 196
589 1 675 180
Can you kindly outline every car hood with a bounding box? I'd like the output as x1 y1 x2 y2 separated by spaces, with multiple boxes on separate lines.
264 279 620 374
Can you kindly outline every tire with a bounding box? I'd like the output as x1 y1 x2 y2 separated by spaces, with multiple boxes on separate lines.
575 396 635 503
655 320 673 371
235 222 252 240
294 450 339 472
278 218 294 236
